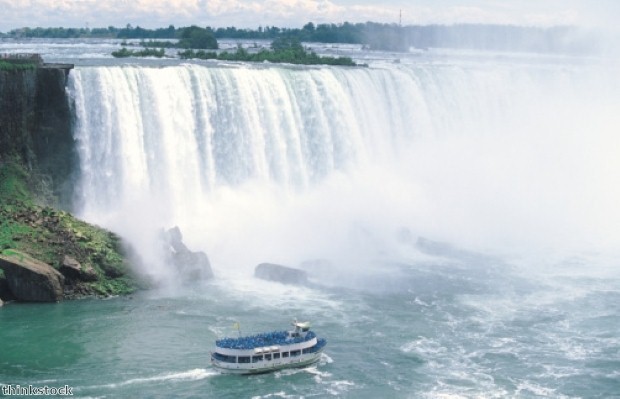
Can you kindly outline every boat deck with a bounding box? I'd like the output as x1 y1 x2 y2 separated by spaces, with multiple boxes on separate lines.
216 330 316 350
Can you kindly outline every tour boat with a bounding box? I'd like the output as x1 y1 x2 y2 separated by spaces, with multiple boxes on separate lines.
211 320 327 374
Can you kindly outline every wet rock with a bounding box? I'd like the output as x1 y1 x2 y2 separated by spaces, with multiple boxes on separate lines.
165 226 189 254
255 263 308 286
0 275 16 301
60 255 98 282
162 226 214 281
0 250 64 302
414 236 494 264
173 251 213 281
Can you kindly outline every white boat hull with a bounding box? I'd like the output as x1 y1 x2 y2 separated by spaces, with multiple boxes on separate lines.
211 350 324 375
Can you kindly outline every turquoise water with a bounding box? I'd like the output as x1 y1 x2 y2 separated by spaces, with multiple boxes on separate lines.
2 257 619 398
1 39 619 398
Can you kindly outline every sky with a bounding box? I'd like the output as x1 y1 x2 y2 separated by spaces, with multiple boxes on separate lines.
0 0 617 32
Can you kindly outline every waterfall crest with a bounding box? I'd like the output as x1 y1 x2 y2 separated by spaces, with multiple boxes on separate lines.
68 60 620 278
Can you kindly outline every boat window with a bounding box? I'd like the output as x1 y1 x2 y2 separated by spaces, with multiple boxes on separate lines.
264 354 272 361
238 356 250 363
282 352 289 358
273 353 280 359
213 353 237 363
252 355 263 363
290 350 301 357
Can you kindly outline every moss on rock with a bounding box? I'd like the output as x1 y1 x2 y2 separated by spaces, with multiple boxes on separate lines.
0 161 139 298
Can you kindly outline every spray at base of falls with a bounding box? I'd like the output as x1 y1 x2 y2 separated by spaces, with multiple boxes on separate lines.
68 59 620 285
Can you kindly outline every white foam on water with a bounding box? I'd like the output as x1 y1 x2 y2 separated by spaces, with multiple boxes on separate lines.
62 48 620 399
211 276 344 313
324 380 357 396
251 392 292 399
94 368 217 389
401 337 447 356
515 381 567 398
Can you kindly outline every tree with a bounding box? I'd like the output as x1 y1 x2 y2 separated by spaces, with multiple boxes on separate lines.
180 26 218 49
303 22 315 32
271 37 303 52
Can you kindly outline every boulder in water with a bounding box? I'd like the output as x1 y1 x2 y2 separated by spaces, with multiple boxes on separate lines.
0 274 15 301
162 227 214 281
172 251 213 281
414 236 493 265
255 263 308 286
165 226 190 254
0 250 64 302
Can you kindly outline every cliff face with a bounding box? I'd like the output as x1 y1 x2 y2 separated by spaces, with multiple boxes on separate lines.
0 67 74 207
0 64 141 301
0 69 38 165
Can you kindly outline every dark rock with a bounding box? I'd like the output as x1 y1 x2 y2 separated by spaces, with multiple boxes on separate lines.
165 226 190 253
0 274 15 301
0 250 64 302
173 251 213 281
162 226 214 281
255 263 308 286
60 255 98 282
63 281 95 300
415 236 488 262
0 67 75 207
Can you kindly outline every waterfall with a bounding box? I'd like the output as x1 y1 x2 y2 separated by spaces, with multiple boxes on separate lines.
68 59 620 279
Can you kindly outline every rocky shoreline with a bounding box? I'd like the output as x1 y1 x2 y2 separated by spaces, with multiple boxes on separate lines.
0 162 140 303
0 58 141 304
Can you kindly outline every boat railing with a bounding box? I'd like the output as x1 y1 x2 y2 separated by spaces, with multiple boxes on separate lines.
216 330 317 350
302 338 327 354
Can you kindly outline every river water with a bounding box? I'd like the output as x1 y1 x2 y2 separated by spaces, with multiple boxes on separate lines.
0 39 619 398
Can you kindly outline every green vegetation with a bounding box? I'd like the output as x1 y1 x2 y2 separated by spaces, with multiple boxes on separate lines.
0 161 139 297
0 60 38 71
1 23 588 54
177 50 217 60
112 26 217 58
141 40 179 49
0 161 31 204
112 47 165 58
178 26 218 49
179 38 359 66
2 22 375 44
114 34 358 66
139 26 217 50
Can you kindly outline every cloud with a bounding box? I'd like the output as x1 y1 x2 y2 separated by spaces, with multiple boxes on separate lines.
0 0 612 31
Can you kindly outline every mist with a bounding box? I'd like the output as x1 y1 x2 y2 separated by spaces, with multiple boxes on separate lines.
69 52 620 289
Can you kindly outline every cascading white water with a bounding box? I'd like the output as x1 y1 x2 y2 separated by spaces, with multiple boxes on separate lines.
68 58 620 282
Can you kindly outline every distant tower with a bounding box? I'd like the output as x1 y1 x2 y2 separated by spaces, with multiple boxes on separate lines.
399 9 402 27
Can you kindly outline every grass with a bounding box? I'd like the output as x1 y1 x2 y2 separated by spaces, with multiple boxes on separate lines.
111 47 166 58
0 60 38 71
0 161 139 297
0 162 31 204
178 46 359 66
91 277 135 296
